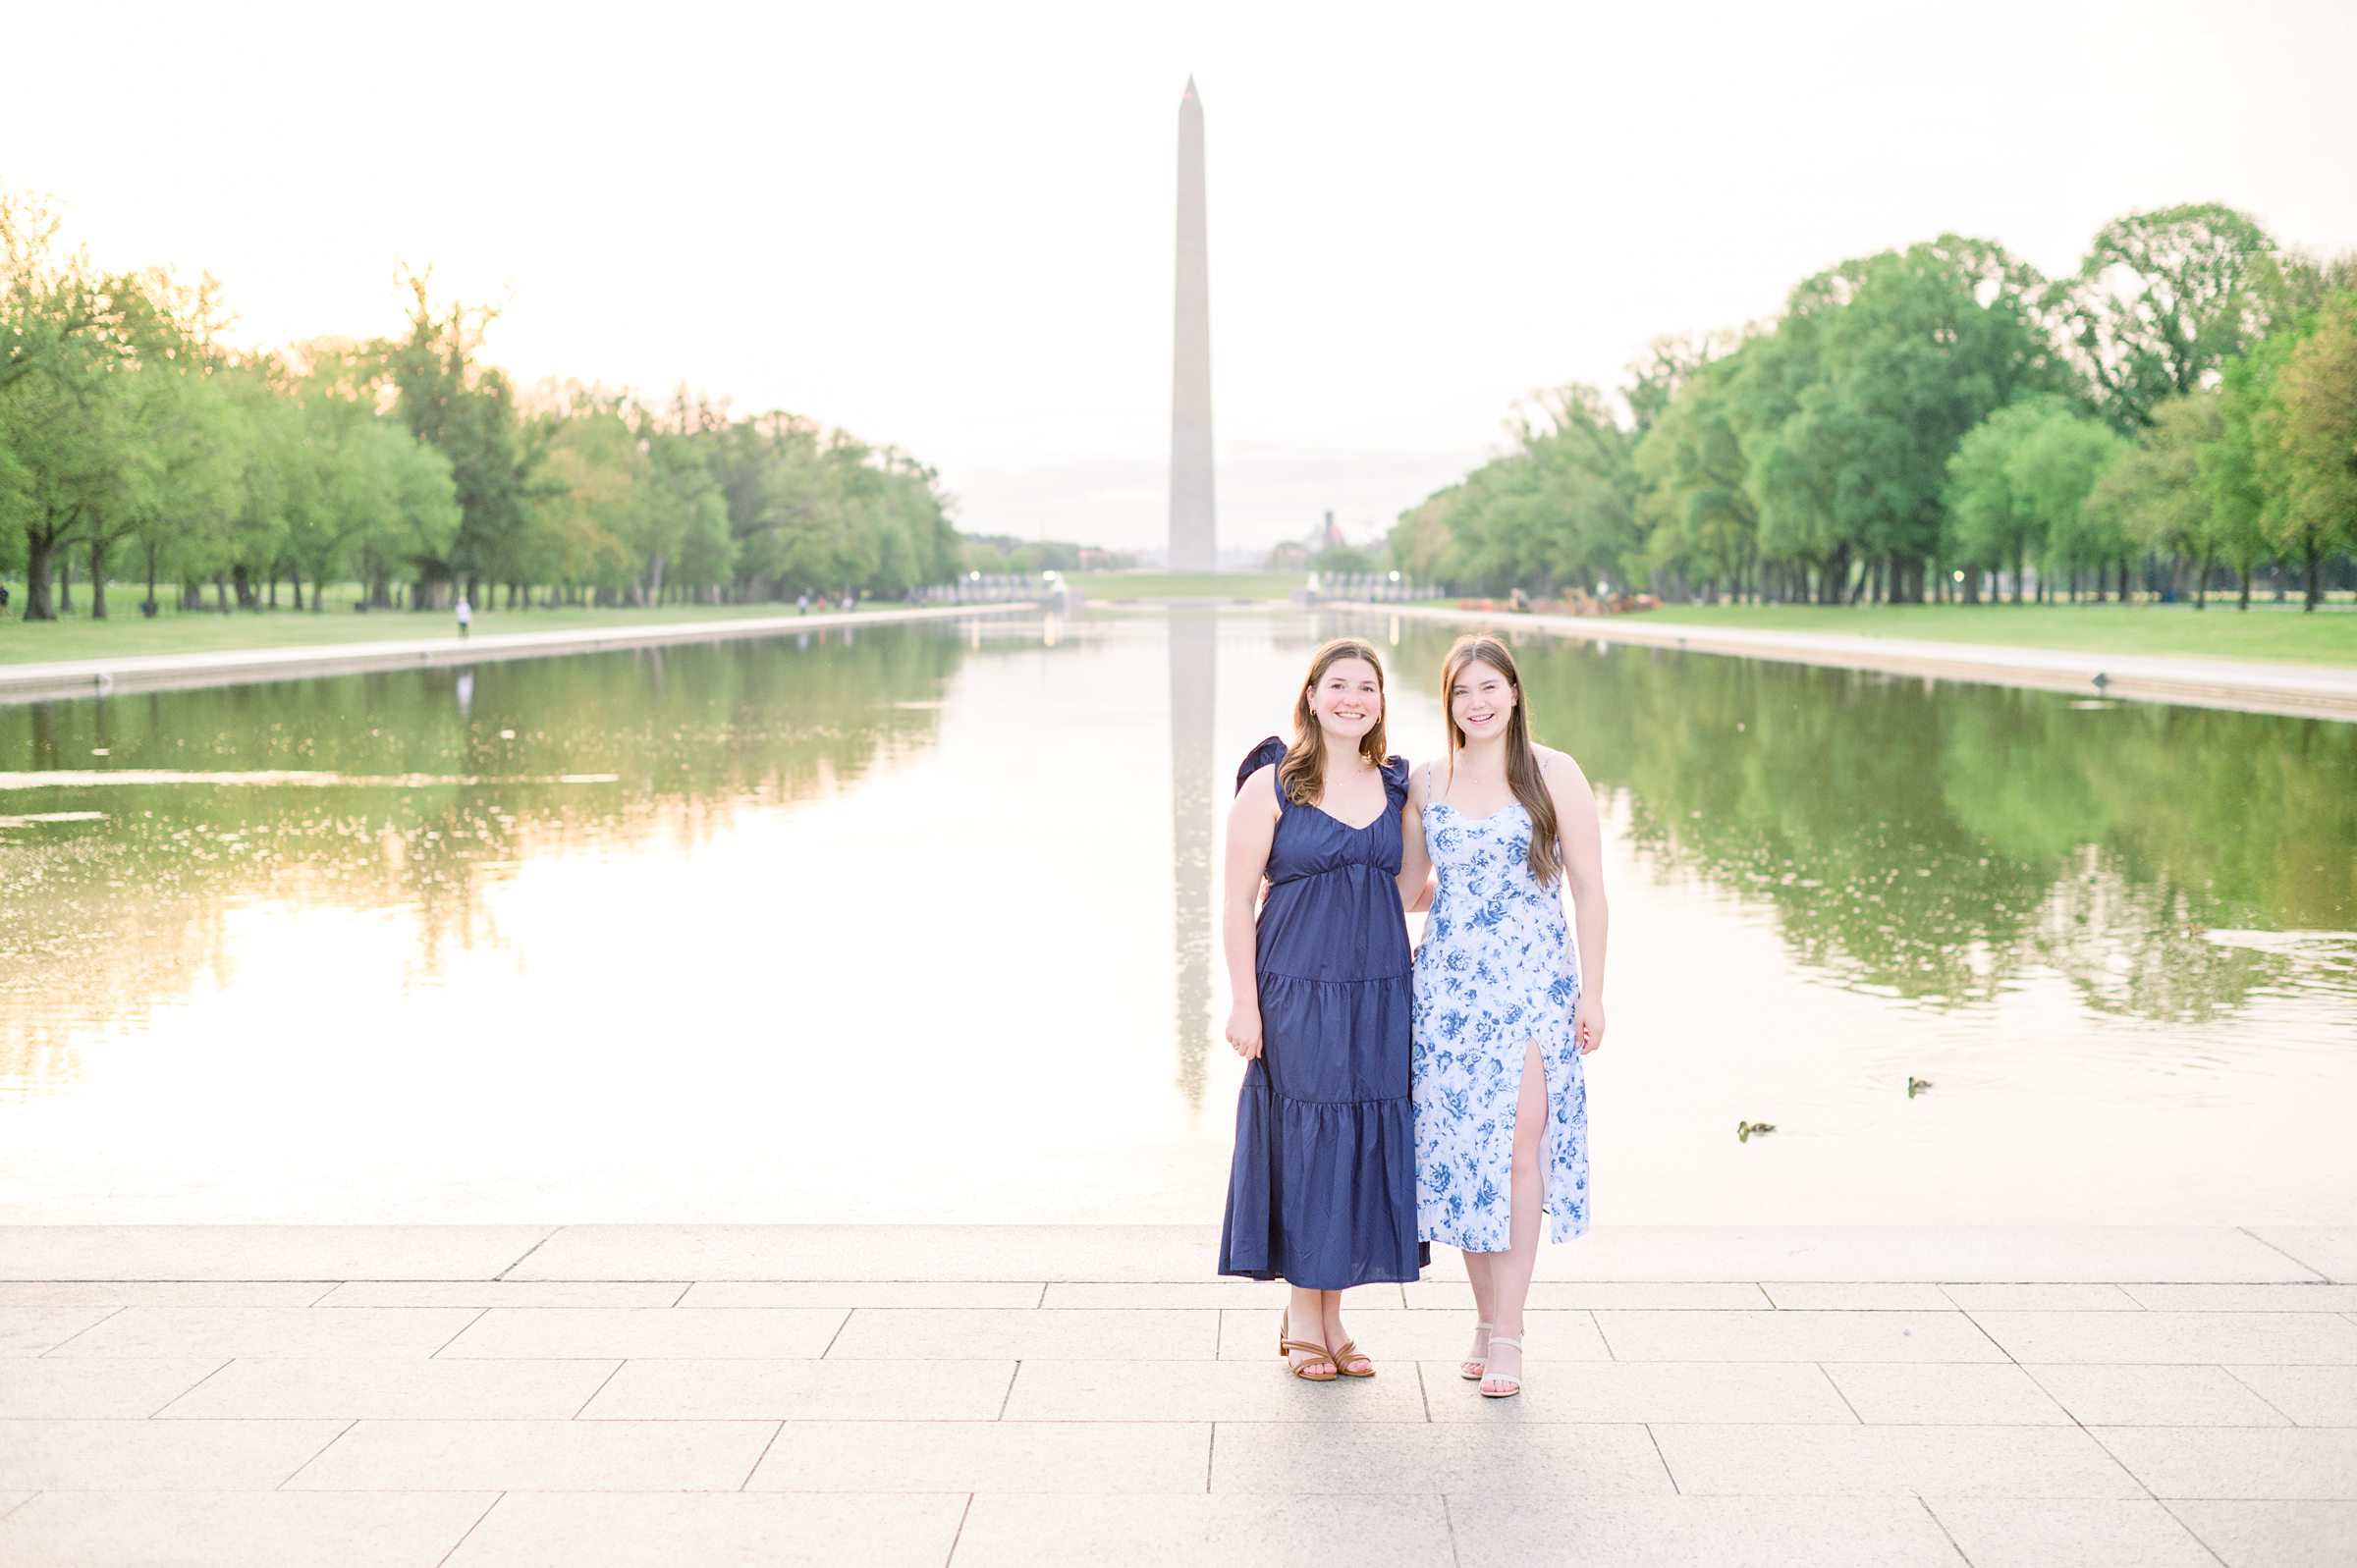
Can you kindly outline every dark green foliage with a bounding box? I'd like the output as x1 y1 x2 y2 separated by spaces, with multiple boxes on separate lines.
1390 205 2353 609
2054 203 2275 431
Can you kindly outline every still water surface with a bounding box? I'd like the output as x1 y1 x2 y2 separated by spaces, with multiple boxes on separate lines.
2 610 2351 1224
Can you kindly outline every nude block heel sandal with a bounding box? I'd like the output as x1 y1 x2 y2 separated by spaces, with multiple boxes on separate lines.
1478 1333 1522 1399
1460 1321 1496 1380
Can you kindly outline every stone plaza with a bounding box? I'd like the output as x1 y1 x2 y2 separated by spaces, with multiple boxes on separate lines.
1 1224 2351 1566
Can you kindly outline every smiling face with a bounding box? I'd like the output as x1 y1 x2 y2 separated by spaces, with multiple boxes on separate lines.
1309 656 1383 743
1449 656 1516 744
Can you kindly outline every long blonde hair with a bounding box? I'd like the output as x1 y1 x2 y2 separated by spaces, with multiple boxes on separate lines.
1280 637 1390 805
1440 634 1562 885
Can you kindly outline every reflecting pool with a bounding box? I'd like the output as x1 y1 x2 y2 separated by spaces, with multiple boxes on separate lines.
2 609 2351 1224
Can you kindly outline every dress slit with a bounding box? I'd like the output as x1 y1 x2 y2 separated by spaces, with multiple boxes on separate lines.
1412 799 1591 1251
1489 1035 1552 1243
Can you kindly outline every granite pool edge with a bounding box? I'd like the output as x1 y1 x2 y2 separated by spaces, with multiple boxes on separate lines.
1326 602 2357 724
0 602 1041 706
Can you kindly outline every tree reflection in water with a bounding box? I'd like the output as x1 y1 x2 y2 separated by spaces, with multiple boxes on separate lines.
1387 622 2356 1024
0 623 1004 1087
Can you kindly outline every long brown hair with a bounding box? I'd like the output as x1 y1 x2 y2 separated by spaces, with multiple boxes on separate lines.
1440 634 1562 885
1279 637 1391 806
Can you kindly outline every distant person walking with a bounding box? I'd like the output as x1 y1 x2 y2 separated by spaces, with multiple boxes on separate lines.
1219 636 1426 1380
454 596 472 638
1401 633 1610 1398
0 582 11 620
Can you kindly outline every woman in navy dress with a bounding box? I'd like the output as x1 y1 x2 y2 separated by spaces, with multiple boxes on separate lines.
1218 636 1427 1379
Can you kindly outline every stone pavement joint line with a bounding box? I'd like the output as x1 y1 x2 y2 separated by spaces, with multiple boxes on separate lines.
0 1225 2350 1566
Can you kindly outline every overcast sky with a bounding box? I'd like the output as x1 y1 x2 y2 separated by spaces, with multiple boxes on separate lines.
8 0 2352 556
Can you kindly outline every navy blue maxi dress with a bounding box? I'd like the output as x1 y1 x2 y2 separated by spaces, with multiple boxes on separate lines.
1218 736 1429 1289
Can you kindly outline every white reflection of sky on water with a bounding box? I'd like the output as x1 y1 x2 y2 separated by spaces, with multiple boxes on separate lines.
0 610 2352 1225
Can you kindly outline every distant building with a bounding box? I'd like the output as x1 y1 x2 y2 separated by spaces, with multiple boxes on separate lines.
1266 511 1349 569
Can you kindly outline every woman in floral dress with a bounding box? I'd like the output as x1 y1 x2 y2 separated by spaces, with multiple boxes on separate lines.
1400 633 1611 1398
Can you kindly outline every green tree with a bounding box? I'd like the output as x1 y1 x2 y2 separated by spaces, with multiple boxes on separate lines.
1622 333 1733 436
710 412 833 595
69 345 156 620
1500 388 1637 590
2014 406 2131 597
0 194 980 624
215 365 296 610
1945 398 2057 602
1385 489 1459 584
637 415 733 602
0 192 146 619
383 274 544 607
2252 247 2357 326
1743 238 2065 603
1944 399 2128 601
2087 392 2224 604
132 354 246 613
369 434 462 605
2261 290 2357 610
2054 203 2275 429
1632 348 1760 599
281 385 445 613
528 404 645 597
2201 331 2298 609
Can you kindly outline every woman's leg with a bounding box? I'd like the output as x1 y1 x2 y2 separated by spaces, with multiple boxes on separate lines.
1286 1284 1333 1377
1461 1250 1498 1375
1464 1249 1498 1321
1319 1288 1373 1375
1481 1038 1550 1394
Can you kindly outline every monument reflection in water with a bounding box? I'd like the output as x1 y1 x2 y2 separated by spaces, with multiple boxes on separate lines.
1167 612 1217 1111
0 609 2350 1226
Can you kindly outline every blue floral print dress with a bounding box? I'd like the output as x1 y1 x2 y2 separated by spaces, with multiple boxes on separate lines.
1411 786 1590 1251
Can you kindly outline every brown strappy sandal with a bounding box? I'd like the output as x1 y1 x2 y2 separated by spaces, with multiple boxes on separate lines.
1331 1339 1375 1378
1276 1311 1339 1381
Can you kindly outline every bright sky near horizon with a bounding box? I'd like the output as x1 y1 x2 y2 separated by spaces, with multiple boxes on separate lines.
7 0 2353 558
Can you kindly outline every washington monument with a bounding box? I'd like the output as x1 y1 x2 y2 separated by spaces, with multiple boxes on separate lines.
1168 77 1216 571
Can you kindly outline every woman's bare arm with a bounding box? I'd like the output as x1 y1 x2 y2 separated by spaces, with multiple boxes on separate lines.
1397 760 1434 914
1222 766 1282 1058
1544 749 1610 1051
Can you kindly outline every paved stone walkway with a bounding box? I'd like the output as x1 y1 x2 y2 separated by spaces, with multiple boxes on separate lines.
0 1226 2350 1566
1337 602 2357 723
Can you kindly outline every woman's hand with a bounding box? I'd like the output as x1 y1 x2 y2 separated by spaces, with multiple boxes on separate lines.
1574 996 1606 1055
1226 1002 1264 1059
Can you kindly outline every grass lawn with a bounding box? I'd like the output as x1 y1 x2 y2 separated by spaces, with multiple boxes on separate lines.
0 598 920 668
1070 569 1299 602
1409 599 2357 668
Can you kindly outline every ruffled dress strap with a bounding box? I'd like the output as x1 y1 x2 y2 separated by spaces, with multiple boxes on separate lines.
1236 734 1289 797
1380 754 1410 805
